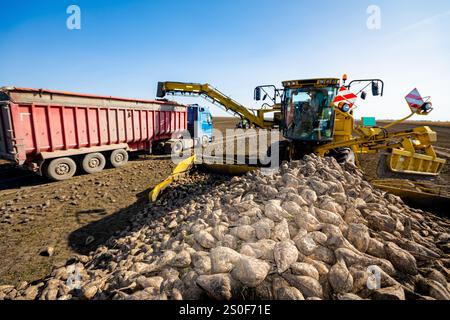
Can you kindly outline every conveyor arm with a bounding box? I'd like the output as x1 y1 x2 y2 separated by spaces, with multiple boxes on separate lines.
157 82 270 128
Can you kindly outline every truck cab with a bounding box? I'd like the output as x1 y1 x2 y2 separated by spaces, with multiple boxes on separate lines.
170 104 213 156
187 104 213 145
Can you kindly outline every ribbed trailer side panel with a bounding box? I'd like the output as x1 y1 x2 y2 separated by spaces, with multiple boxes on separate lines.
6 103 186 159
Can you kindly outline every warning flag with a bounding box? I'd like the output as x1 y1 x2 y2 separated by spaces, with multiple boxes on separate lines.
405 88 424 111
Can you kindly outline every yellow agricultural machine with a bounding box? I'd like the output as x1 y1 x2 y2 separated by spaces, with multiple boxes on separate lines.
150 76 446 202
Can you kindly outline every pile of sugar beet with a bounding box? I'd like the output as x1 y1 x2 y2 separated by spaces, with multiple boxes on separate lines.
2 154 450 300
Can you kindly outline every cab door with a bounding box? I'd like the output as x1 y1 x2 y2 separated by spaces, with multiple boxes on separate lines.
200 109 213 141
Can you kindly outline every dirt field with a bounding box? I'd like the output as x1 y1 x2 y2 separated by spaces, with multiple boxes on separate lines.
0 117 448 286
0 156 174 285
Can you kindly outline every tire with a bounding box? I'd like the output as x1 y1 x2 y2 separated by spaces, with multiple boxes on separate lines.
267 141 289 164
46 157 77 181
342 148 355 165
377 152 392 178
330 148 355 165
110 149 129 168
172 141 184 156
201 135 209 147
82 152 106 174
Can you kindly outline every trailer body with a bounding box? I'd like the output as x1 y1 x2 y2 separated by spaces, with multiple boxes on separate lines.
0 87 187 179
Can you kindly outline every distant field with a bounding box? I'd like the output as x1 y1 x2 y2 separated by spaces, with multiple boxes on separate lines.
376 120 450 128
213 117 450 149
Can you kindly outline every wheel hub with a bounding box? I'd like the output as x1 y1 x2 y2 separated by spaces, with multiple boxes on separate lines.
173 143 182 153
88 158 100 168
115 154 124 162
56 163 70 175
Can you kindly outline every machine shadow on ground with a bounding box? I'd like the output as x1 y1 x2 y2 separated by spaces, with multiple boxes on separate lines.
68 174 226 256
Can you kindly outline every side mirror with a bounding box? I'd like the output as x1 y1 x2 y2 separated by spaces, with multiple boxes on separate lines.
156 82 165 98
361 91 367 100
372 81 380 96
254 87 261 101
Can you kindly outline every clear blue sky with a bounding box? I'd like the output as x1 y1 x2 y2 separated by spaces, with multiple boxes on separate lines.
1 0 449 120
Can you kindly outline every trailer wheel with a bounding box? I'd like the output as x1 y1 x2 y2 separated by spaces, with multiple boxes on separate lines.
172 141 184 156
110 149 129 168
201 135 209 147
46 157 77 181
82 152 106 174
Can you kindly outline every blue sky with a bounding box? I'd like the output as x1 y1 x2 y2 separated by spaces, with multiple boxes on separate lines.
1 0 449 120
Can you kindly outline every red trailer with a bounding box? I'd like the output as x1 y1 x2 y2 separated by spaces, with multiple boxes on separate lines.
0 87 187 180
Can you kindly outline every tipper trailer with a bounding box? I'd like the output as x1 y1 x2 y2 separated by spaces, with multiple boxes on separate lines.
0 87 211 181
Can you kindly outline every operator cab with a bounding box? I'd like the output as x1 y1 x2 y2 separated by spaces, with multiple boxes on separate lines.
281 79 340 143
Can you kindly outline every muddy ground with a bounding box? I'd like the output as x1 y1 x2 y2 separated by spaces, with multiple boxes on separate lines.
0 118 449 286
0 157 174 285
